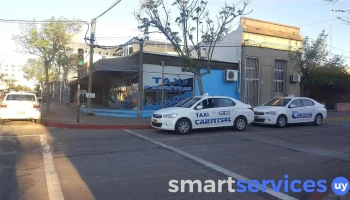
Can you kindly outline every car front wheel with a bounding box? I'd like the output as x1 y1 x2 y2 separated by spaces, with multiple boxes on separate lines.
276 115 287 128
175 118 192 135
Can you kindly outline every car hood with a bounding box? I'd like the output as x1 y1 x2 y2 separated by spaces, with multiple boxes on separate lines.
253 106 285 112
154 107 186 114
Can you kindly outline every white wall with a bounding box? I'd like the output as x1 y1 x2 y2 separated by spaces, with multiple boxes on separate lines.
210 24 243 63
189 24 243 64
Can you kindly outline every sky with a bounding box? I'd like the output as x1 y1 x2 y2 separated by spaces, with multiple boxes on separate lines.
1 0 350 66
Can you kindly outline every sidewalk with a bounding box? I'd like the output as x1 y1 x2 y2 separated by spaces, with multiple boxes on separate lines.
41 99 350 129
41 99 152 129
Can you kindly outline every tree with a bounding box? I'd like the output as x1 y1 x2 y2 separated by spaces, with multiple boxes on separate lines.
289 30 349 95
13 17 82 112
136 0 252 94
22 58 57 88
10 84 33 92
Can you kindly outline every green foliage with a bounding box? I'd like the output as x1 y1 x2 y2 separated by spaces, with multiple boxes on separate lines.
9 84 33 92
290 30 350 92
136 0 252 94
13 17 82 64
22 58 57 85
309 66 350 90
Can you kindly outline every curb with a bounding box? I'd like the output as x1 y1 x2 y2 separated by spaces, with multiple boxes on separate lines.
325 117 350 122
307 174 350 200
43 121 153 130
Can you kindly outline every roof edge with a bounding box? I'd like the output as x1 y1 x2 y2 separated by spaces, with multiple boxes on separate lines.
241 17 300 30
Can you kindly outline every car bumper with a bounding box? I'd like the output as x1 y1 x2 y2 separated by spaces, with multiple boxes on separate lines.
253 115 278 125
151 117 176 130
0 111 41 120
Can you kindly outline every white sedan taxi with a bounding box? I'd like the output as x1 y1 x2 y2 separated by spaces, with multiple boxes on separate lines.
151 93 254 134
0 92 42 124
253 96 327 128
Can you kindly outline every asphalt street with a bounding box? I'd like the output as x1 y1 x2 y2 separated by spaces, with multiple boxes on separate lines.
0 120 349 200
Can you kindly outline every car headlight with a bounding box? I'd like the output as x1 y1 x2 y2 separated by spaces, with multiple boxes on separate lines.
265 111 277 115
163 113 177 118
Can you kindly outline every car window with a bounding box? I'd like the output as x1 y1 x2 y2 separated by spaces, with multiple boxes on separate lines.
289 99 302 108
197 98 215 109
264 98 292 107
302 99 315 107
174 97 201 108
6 94 36 101
217 98 236 107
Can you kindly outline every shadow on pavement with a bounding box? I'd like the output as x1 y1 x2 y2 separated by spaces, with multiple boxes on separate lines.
0 133 19 200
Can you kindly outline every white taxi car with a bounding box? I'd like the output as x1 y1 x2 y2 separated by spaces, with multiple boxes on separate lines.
253 96 327 128
151 93 254 134
0 92 42 124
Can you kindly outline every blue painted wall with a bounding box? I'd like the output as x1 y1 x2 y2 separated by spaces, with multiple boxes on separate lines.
195 69 240 100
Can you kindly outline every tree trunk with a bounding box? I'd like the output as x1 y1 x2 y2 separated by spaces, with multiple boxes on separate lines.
44 60 50 113
195 74 205 95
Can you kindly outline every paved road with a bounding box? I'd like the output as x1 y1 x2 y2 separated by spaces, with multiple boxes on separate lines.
0 121 349 200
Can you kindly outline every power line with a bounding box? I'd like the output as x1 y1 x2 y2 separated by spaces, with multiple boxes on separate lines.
300 35 350 54
94 0 122 20
0 18 88 24
299 15 349 27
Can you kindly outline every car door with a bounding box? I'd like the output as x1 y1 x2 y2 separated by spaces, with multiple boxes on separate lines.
300 99 316 122
214 97 236 127
192 98 218 129
286 99 303 123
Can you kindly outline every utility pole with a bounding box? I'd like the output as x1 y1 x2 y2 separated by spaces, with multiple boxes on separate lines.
136 38 144 119
77 69 80 123
87 19 96 116
330 2 333 53
161 61 165 108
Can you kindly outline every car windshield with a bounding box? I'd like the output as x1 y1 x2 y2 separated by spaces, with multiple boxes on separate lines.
263 98 291 107
6 94 36 101
174 97 202 108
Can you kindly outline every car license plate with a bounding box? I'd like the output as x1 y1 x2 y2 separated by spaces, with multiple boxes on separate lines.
152 119 157 123
17 111 25 115
254 116 259 119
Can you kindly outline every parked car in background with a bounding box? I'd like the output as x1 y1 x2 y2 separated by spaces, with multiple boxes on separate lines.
151 93 254 134
0 91 42 124
253 95 327 128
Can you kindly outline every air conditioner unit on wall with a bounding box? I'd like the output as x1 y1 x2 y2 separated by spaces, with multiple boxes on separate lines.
290 74 301 83
225 70 238 82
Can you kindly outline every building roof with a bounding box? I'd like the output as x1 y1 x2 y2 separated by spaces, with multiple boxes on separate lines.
241 17 303 41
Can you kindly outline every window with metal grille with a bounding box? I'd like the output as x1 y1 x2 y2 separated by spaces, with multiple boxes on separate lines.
274 60 287 94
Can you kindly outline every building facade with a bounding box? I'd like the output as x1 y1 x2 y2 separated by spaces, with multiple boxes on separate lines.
203 17 303 106
0 61 30 90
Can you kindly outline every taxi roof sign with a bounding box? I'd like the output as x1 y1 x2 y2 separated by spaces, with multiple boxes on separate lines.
202 93 209 96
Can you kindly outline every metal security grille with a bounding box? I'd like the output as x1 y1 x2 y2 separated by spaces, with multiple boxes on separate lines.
244 57 260 107
274 60 287 94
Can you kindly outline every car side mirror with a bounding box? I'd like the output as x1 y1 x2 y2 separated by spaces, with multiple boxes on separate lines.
196 105 203 110
289 104 296 108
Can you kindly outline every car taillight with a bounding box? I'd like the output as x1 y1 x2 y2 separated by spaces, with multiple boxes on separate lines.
0 104 7 108
33 104 40 108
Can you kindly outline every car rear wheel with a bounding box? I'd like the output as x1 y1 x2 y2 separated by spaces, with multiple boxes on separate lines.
234 116 247 131
313 114 323 126
175 118 191 135
276 115 287 128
